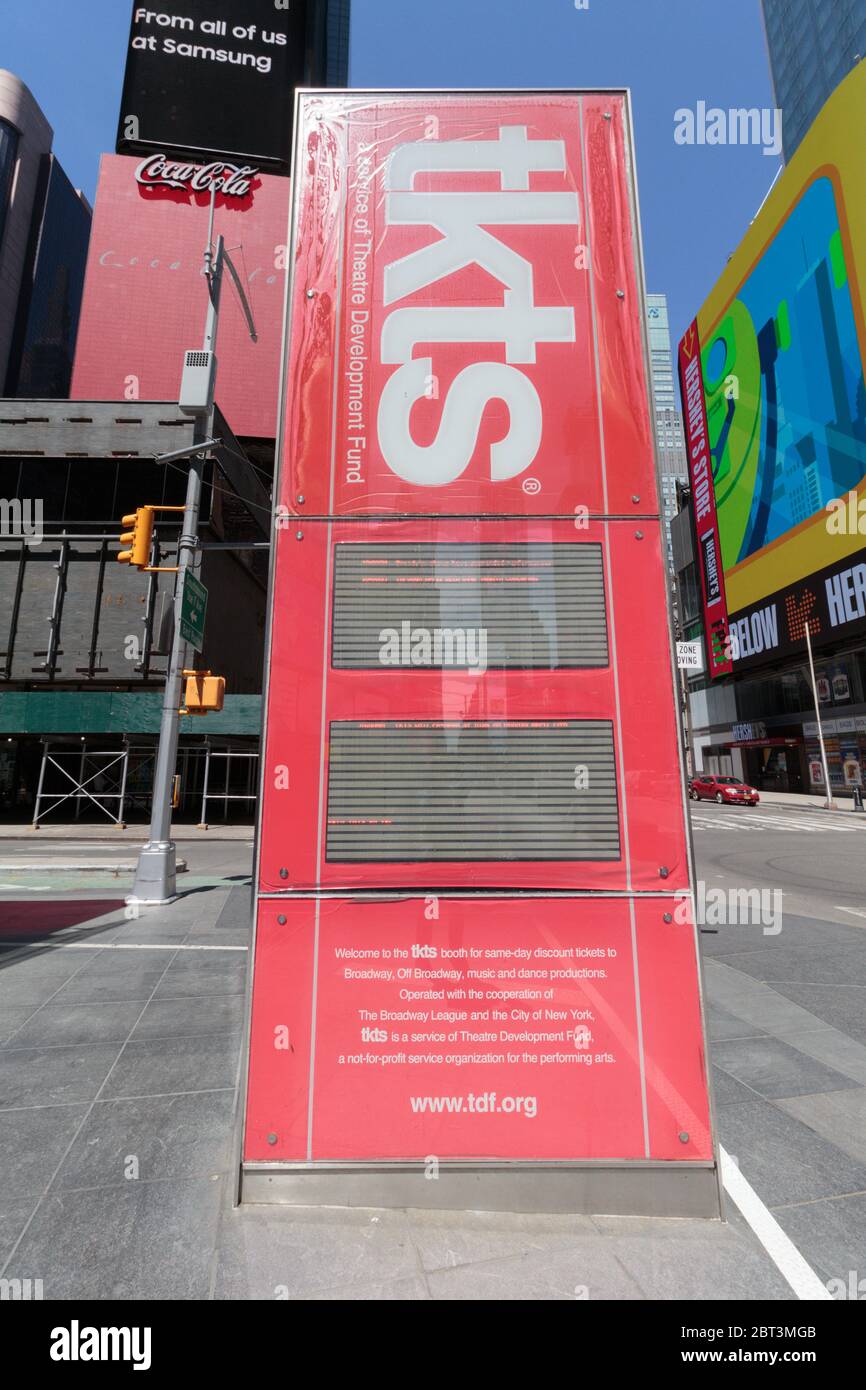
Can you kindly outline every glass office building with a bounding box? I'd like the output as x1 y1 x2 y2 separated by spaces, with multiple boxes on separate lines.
6 156 91 397
645 293 688 571
762 0 866 160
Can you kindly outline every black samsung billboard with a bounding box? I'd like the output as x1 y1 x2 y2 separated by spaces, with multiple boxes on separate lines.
116 1 310 173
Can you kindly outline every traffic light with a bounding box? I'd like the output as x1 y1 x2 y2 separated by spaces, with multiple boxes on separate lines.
117 506 155 568
182 671 225 716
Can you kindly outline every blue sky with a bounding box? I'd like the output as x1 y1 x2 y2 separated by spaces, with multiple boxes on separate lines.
0 0 778 347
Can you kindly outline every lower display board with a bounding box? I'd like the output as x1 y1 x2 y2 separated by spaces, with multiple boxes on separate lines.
242 896 714 1165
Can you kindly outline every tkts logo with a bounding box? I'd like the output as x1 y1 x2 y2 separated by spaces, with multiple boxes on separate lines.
376 126 580 487
135 154 258 198
289 95 657 516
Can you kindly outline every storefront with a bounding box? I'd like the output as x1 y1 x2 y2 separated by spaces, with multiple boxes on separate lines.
723 735 805 794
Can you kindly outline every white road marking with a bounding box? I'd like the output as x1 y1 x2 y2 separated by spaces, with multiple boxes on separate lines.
0 884 51 891
720 1146 831 1300
691 812 858 833
835 906 866 920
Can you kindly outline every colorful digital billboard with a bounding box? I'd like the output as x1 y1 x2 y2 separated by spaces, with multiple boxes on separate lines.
680 61 866 676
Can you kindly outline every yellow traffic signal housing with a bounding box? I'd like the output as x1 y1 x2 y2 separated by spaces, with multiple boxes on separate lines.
182 672 225 716
117 506 155 568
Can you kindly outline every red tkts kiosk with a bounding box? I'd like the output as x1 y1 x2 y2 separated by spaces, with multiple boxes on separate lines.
239 90 721 1216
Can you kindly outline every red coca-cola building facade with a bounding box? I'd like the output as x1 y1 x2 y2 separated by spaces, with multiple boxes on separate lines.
70 153 290 440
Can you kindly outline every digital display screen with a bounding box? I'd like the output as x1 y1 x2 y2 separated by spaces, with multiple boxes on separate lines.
332 543 609 670
326 719 620 862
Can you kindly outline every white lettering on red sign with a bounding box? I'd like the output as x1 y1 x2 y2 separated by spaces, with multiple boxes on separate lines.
376 127 580 487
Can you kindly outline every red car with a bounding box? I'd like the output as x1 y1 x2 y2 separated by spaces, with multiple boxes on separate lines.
689 774 760 805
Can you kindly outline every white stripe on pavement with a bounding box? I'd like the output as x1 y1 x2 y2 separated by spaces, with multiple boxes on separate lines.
720 1146 831 1301
28 942 248 952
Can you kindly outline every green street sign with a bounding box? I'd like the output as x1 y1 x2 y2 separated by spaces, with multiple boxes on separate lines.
180 572 208 653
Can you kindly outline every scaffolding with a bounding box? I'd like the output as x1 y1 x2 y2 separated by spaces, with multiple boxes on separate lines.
32 739 156 828
30 737 258 828
198 745 259 828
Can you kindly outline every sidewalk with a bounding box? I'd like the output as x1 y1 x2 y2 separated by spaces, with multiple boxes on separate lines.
0 824 255 842
0 881 856 1300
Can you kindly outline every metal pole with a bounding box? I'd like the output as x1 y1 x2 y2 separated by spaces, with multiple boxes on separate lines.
127 451 203 901
804 618 835 809
128 193 223 904
199 740 211 830
32 741 48 829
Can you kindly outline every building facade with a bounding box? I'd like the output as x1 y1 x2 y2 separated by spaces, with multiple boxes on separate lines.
761 0 866 160
675 60 866 797
0 4 355 824
0 71 91 398
645 293 689 573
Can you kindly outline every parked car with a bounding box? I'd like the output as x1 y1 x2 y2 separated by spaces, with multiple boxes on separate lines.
688 774 760 805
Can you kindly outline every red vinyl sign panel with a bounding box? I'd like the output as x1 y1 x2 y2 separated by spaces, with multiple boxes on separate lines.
244 895 712 1163
245 93 713 1184
256 518 690 894
279 92 656 517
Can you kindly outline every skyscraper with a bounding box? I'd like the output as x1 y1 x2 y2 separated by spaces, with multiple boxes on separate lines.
645 293 688 571
761 0 866 160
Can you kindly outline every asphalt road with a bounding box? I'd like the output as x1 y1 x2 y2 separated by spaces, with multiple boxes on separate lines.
689 800 866 929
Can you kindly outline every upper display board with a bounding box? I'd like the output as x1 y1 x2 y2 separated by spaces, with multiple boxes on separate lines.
278 91 657 517
116 0 308 172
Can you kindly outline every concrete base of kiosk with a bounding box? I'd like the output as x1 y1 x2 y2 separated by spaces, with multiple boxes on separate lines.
240 1162 723 1219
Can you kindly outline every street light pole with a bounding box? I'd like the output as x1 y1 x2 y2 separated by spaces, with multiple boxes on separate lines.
128 189 256 905
804 617 836 810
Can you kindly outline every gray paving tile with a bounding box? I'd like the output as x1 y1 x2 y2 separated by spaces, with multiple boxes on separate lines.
767 983 866 1045
711 1064 760 1108
0 1195 36 1266
5 1177 224 1299
154 954 247 999
720 946 866 989
0 1005 39 1045
0 959 88 1007
85 926 190 945
3 1000 144 1049
425 1240 644 1300
214 1205 417 1299
211 886 253 935
406 1205 599 1273
302 1276 430 1300
591 1215 795 1300
0 1104 88 1200
773 1028 866 1087
56 1091 235 1189
53 956 169 1004
777 1088 866 1166
773 1194 866 1297
706 1006 766 1042
0 1044 120 1108
705 913 864 956
100 1033 241 1099
131 994 244 1041
712 1037 859 1101
719 1100 866 1205
705 965 835 1037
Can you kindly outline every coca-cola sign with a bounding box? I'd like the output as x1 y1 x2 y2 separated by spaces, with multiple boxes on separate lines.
135 154 258 198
